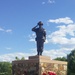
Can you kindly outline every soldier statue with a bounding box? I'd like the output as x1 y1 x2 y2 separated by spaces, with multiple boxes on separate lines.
32 21 46 55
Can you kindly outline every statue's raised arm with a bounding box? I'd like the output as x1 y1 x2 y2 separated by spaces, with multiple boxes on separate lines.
32 25 38 31
32 21 46 55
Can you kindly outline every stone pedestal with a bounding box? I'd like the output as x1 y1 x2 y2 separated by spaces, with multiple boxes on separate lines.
12 56 67 75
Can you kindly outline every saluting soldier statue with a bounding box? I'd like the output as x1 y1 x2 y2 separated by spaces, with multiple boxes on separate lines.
32 21 46 55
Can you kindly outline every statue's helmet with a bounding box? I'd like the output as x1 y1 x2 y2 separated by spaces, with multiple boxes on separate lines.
38 21 43 26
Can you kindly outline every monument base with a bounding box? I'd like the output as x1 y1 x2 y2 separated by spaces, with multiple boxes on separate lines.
12 55 67 75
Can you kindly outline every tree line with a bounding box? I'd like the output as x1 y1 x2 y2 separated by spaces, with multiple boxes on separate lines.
0 62 12 75
0 57 25 75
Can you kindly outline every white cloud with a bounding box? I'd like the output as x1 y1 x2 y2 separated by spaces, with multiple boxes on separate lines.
46 17 75 53
43 47 73 59
0 27 12 33
48 0 55 4
0 47 71 62
42 0 55 5
29 33 36 42
0 46 74 62
48 17 73 24
0 52 34 62
45 39 49 44
0 27 4 31
6 47 12 50
57 24 75 36
29 39 35 42
43 50 66 59
42 2 45 4
48 24 75 45
51 36 69 44
6 29 12 33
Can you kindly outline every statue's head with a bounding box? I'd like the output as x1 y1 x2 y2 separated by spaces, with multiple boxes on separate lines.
38 21 43 26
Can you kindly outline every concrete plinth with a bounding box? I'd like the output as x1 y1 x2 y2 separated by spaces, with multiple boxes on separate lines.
12 56 67 75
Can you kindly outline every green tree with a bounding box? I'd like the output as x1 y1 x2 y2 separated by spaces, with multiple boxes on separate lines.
21 57 25 60
15 56 20 60
15 56 25 60
54 57 67 61
67 49 75 75
0 62 12 75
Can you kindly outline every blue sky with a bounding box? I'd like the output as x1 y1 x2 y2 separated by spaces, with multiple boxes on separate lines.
0 0 75 62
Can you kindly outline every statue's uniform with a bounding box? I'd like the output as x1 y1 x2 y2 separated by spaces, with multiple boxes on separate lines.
32 27 46 55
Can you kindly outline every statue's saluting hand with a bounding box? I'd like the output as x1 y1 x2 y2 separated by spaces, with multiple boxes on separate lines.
32 21 46 55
